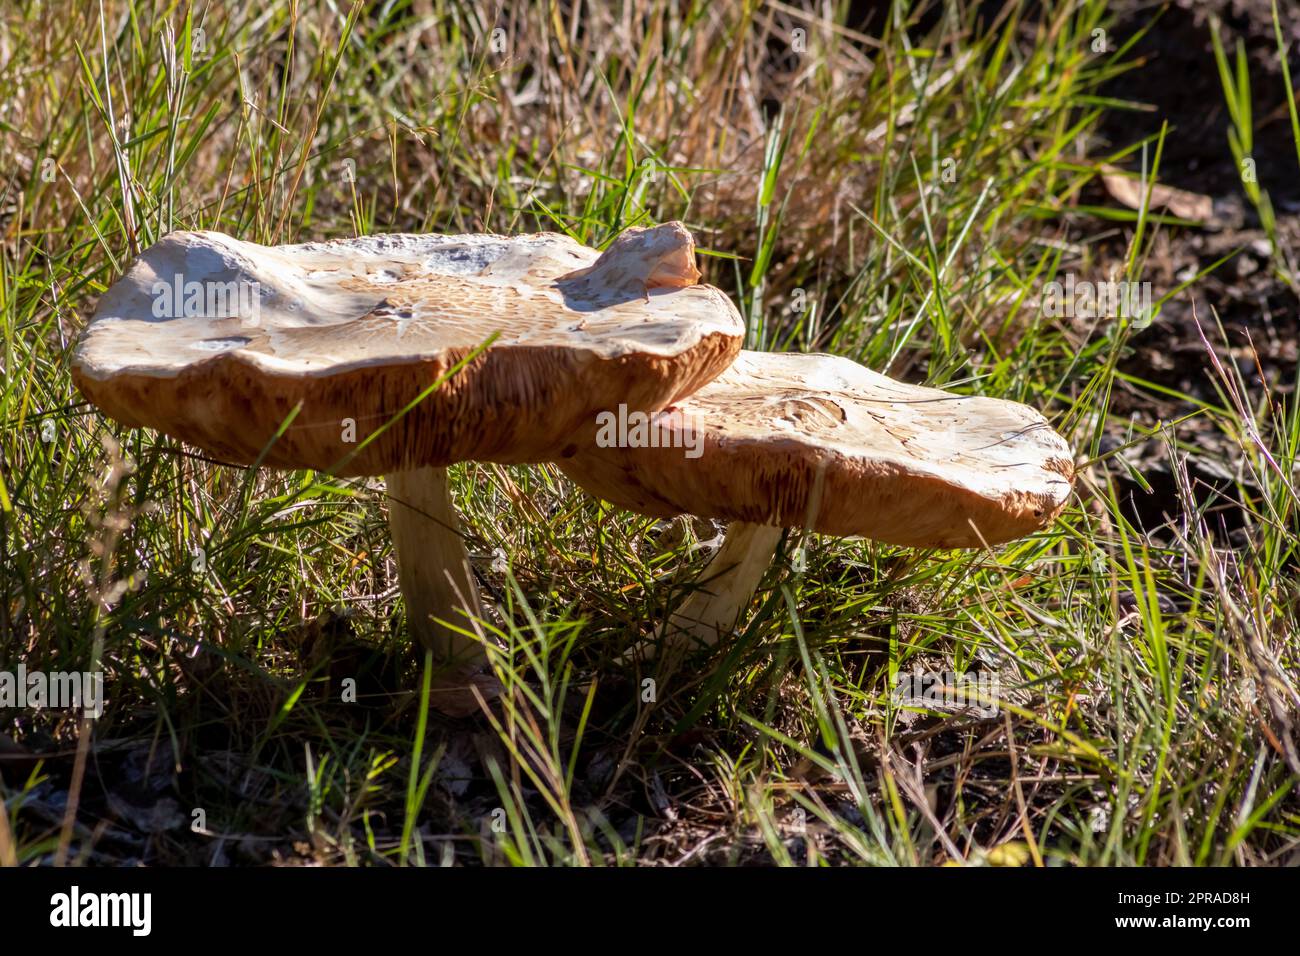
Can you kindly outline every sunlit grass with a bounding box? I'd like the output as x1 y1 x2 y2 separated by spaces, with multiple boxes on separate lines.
1 0 1297 866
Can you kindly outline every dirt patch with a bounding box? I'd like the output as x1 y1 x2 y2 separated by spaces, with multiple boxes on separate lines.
1086 0 1300 538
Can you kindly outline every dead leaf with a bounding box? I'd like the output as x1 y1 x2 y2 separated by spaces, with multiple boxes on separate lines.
1100 164 1214 222
986 840 1033 866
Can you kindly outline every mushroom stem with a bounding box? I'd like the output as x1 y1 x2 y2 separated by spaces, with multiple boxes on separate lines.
660 521 784 648
385 466 486 673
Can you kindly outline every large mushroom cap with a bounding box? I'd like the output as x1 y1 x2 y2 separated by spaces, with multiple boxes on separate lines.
558 350 1074 548
72 224 742 474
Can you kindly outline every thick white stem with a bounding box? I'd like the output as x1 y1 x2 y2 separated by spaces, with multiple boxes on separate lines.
661 521 784 648
385 466 485 673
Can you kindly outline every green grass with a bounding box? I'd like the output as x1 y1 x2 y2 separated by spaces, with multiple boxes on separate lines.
1 0 1297 866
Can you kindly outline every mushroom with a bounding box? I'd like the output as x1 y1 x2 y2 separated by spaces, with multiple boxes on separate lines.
71 223 743 711
557 350 1074 652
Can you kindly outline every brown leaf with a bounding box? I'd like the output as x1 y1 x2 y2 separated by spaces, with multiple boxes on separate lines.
1100 164 1214 222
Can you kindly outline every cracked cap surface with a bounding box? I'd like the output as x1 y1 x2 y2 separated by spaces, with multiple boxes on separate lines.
558 350 1074 548
72 223 742 474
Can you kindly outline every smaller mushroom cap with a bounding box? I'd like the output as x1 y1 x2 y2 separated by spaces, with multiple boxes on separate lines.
558 351 1074 548
71 224 742 474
